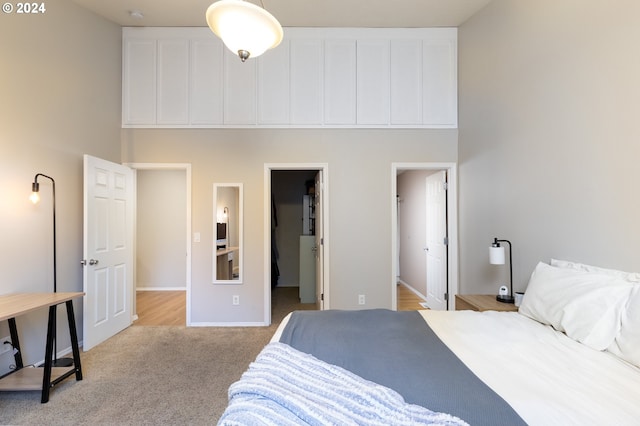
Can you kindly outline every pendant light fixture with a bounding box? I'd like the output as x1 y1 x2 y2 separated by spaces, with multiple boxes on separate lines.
206 0 283 62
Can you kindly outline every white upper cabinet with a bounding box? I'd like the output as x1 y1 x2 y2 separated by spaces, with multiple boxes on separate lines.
122 27 457 128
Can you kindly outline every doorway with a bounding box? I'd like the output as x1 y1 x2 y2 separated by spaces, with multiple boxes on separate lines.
392 163 458 311
127 163 192 325
264 164 329 325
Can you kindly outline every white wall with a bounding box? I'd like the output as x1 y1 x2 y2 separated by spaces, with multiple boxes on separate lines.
121 129 458 323
458 0 640 294
136 169 187 289
0 0 121 373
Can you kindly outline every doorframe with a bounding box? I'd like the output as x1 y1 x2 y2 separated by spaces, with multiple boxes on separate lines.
264 163 330 325
125 163 193 325
391 162 458 311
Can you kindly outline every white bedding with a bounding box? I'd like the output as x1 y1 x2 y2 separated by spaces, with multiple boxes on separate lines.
274 310 640 425
421 310 640 426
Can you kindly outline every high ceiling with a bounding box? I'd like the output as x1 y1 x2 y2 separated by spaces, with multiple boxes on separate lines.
71 0 493 28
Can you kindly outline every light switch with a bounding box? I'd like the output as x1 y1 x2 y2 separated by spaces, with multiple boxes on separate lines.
193 232 201 243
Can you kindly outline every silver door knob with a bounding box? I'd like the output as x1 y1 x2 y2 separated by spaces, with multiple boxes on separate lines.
89 259 99 265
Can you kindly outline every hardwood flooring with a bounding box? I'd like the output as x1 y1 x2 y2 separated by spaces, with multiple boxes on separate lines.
134 290 186 326
134 284 425 326
397 283 427 311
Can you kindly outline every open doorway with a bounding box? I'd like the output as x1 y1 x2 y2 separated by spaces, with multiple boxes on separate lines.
392 163 458 311
127 163 192 326
264 164 329 325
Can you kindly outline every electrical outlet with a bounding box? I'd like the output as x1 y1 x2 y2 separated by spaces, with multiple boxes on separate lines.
358 295 365 305
0 336 12 356
232 295 240 305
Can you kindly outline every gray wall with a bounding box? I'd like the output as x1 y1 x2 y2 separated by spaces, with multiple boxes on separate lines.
0 0 121 373
458 0 640 294
121 129 458 323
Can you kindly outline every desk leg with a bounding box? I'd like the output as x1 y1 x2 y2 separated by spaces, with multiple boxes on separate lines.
65 300 83 380
41 306 56 403
7 318 23 369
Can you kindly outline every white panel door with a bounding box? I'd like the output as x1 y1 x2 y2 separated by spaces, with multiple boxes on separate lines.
123 39 156 125
357 39 390 125
290 38 323 124
191 37 223 125
157 39 190 125
258 40 290 124
425 170 448 310
390 39 423 125
83 155 133 351
423 39 457 126
324 39 356 125
224 50 257 125
314 171 324 310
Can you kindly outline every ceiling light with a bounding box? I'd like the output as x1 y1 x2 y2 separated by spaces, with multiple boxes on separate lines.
129 10 144 20
206 0 283 62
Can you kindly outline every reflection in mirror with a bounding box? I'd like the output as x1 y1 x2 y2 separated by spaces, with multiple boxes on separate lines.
213 183 242 283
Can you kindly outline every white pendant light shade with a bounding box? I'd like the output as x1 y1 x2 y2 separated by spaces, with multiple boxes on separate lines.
206 0 283 62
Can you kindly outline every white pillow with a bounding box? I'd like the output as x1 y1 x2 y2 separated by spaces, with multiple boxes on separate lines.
519 262 634 350
607 286 640 368
550 258 640 283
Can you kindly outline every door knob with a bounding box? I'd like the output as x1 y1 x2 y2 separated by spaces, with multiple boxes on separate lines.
81 259 99 266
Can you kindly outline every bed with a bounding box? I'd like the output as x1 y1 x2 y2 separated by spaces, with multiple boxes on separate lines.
218 259 640 425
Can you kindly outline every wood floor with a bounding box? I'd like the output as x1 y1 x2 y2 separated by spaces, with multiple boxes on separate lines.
397 283 428 311
134 284 426 326
134 290 186 326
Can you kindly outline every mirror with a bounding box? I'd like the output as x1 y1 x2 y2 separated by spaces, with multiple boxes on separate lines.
213 183 242 283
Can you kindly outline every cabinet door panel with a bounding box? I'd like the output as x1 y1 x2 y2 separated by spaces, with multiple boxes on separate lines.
224 50 257 125
191 38 223 125
390 39 423 125
123 39 156 125
157 39 189 125
258 40 290 124
324 39 356 125
357 40 390 125
423 39 457 126
290 39 323 125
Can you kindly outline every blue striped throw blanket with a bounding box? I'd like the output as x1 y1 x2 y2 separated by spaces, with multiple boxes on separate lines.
217 342 468 425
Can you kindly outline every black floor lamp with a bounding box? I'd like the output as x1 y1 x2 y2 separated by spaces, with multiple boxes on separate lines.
30 173 74 368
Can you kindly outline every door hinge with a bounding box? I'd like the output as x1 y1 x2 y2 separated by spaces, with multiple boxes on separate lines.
321 293 324 301
444 292 449 301
443 237 449 246
443 182 448 191
320 238 324 245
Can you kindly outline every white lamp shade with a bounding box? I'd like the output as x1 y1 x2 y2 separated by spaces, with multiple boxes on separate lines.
489 246 506 265
206 0 283 60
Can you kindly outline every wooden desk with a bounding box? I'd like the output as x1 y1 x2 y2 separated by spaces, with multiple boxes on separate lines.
455 294 518 312
216 247 238 280
0 292 84 403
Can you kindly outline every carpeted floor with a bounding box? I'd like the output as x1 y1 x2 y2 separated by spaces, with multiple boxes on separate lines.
0 287 315 425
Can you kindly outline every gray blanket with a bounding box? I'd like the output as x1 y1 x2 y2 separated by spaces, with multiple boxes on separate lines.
279 309 526 426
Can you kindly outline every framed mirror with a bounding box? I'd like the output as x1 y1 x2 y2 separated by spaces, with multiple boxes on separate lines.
213 183 243 283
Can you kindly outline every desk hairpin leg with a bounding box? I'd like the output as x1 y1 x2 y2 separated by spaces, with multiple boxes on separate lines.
7 318 23 369
40 301 83 403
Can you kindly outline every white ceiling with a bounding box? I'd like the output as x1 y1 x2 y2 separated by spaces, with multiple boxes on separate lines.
71 0 493 28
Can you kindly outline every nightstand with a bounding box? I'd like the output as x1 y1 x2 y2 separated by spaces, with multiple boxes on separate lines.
455 294 518 312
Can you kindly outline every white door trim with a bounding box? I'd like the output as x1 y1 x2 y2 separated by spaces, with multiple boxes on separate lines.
125 163 193 325
264 163 330 325
392 162 458 310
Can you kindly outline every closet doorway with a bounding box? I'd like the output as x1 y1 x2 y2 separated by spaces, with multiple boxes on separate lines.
265 164 329 325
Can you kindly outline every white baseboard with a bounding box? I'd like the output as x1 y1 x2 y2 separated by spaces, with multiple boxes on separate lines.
397 280 427 301
188 321 267 327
